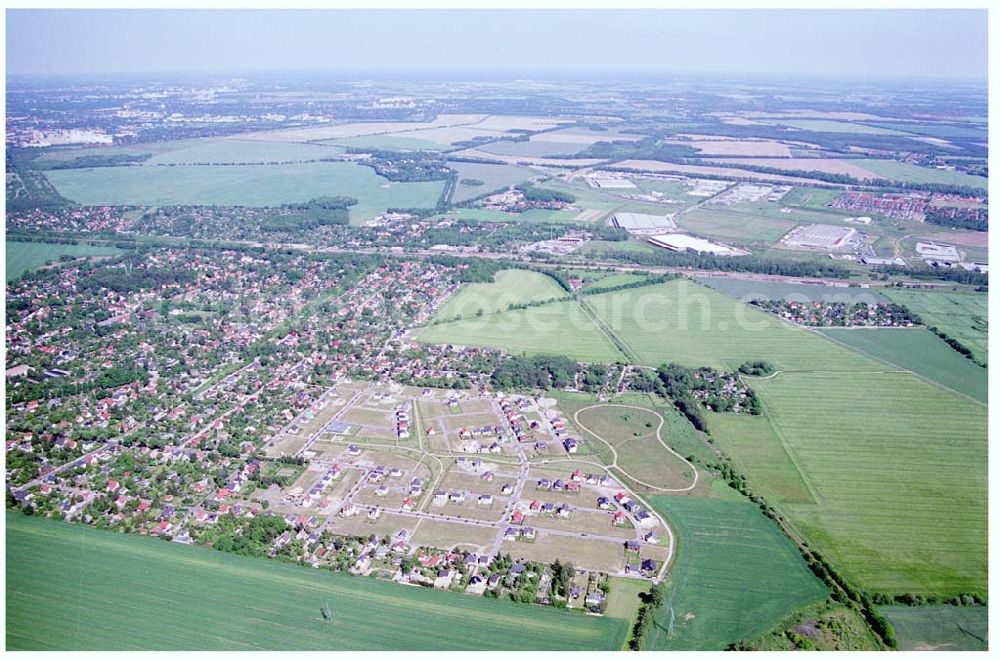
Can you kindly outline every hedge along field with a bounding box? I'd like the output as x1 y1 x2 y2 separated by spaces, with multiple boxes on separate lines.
417 299 626 363
817 327 987 403
6 513 628 651
752 371 987 597
882 288 988 364
6 240 122 282
643 494 828 650
431 269 568 321
584 279 878 372
43 161 446 224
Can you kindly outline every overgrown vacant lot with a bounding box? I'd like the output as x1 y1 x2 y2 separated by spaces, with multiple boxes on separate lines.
585 279 877 371
6 240 122 281
44 161 445 223
882 289 988 364
418 299 625 363
752 371 987 597
818 327 987 402
643 494 828 650
432 270 567 321
6 513 628 651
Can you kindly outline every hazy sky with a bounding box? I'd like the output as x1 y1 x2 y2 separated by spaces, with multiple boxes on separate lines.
5 9 988 80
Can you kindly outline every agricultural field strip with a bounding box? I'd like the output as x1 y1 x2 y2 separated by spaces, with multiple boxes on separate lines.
809 328 987 406
7 514 626 651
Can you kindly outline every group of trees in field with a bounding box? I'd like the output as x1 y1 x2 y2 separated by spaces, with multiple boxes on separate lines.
490 354 579 390
260 196 356 232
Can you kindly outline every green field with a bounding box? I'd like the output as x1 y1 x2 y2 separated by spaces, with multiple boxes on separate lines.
6 240 123 281
780 186 843 210
432 269 568 321
581 273 650 291
323 135 452 151
643 495 828 650
584 279 878 371
676 208 798 245
418 298 625 363
437 206 582 224
882 289 988 363
477 139 587 158
696 276 888 304
447 161 536 202
6 513 628 651
857 160 988 190
751 371 987 597
44 161 445 223
763 119 915 135
817 327 987 402
881 605 988 651
707 412 816 505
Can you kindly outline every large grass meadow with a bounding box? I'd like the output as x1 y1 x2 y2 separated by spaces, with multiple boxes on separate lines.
44 161 445 223
432 269 567 320
584 279 878 371
447 161 536 202
643 494 828 650
818 327 987 402
882 288 988 364
418 298 625 363
6 513 628 651
752 371 987 597
6 240 122 281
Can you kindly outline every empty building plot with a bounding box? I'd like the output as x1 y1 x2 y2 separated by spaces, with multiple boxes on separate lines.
647 233 746 256
781 224 859 251
710 183 791 206
915 241 961 261
587 176 637 189
687 179 732 197
611 212 678 234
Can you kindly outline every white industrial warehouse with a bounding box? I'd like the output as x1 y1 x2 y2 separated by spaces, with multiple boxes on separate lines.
611 212 678 234
646 233 746 256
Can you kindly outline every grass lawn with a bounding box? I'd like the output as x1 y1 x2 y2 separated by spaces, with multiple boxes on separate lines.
5 512 628 651
643 494 828 650
431 269 568 321
6 240 122 282
752 371 987 597
447 161 537 202
881 605 988 651
882 289 988 364
44 161 445 224
584 279 878 372
417 299 626 363
817 327 987 402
